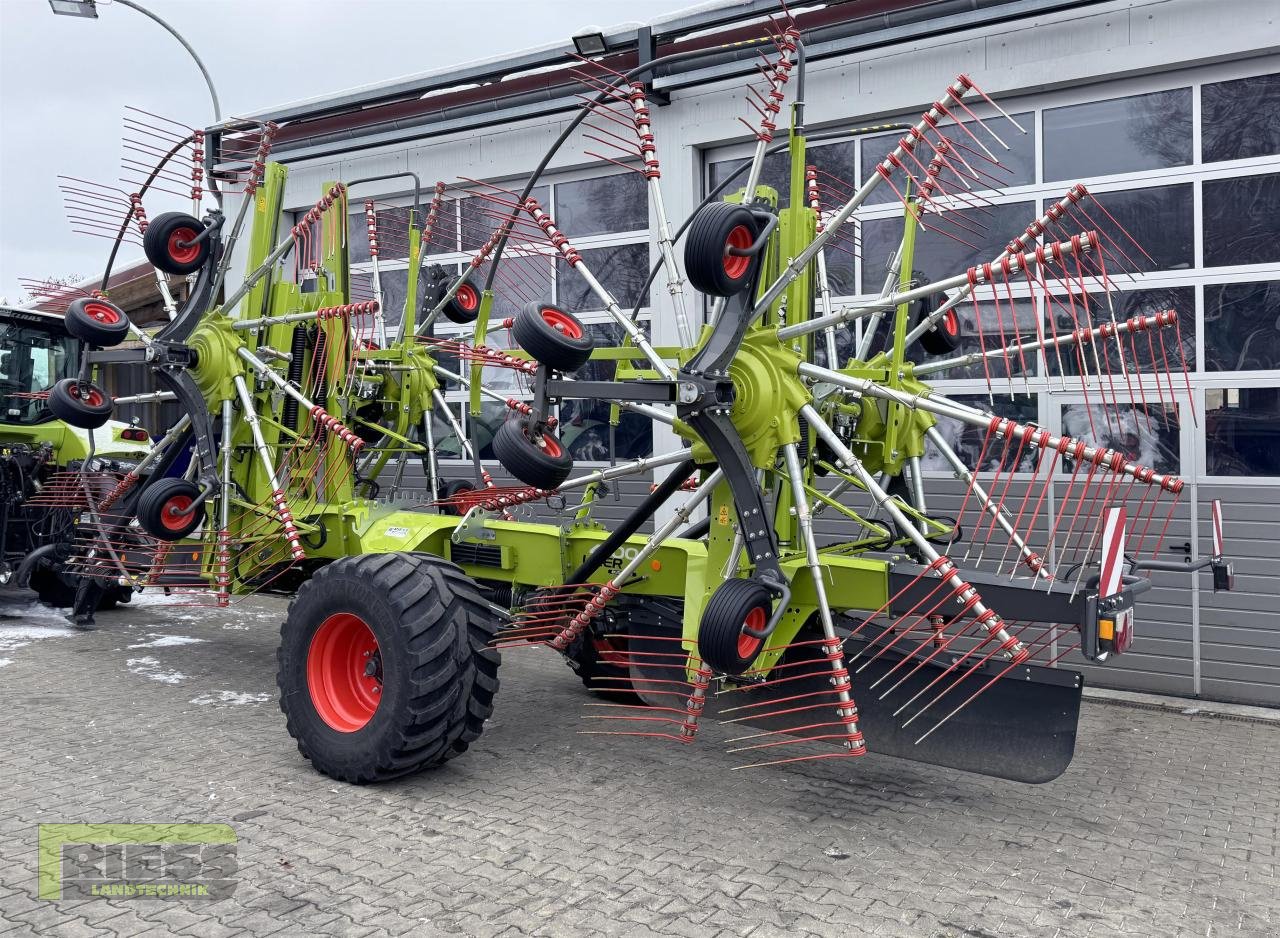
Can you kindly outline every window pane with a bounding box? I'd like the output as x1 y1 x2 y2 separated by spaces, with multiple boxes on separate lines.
1060 401 1180 474
470 253 554 320
861 201 1034 292
1043 89 1191 181
1044 184 1192 273
709 149 789 205
1203 173 1280 267
557 244 651 312
554 173 647 237
923 297 1040 380
573 323 634 382
1205 280 1280 371
429 400 466 460
1202 73 1280 163
370 206 415 261
460 185 548 252
922 394 1039 473
708 141 855 209
820 219 859 297
1206 387 1280 475
347 211 371 264
422 198 459 254
1045 286 1195 377
558 399 653 462
473 401 510 462
376 267 416 336
860 112 1035 205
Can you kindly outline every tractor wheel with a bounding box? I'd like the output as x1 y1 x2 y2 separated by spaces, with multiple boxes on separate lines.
442 281 481 324
276 552 502 784
511 301 594 373
684 202 761 297
697 577 773 675
136 478 204 541
492 418 572 490
47 379 112 430
915 293 962 355
143 212 210 275
65 297 130 347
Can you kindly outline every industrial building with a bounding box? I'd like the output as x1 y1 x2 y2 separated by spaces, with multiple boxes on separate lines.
217 0 1280 705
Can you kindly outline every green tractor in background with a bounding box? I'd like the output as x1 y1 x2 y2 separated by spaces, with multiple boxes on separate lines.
0 303 151 612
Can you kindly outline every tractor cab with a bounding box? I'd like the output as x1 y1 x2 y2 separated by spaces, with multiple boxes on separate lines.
0 306 79 428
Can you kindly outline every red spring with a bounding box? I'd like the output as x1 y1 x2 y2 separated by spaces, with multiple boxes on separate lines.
523 198 582 266
97 471 141 512
679 665 714 743
315 300 379 322
289 184 346 238
309 406 364 453
270 489 307 562
549 581 620 651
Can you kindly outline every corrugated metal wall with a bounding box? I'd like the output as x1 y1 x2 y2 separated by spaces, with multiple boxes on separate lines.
1198 485 1280 706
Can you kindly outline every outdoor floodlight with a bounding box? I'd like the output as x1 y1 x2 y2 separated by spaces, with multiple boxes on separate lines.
48 0 99 18
572 28 608 56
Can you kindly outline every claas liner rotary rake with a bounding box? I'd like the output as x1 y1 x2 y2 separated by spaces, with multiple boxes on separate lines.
47 11 1235 785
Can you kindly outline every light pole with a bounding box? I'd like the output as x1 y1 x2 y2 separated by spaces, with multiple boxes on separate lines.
48 0 221 122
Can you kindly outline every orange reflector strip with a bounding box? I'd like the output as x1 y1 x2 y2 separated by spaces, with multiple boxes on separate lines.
1098 618 1115 641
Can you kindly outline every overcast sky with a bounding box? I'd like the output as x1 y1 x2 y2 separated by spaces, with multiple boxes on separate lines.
0 0 700 303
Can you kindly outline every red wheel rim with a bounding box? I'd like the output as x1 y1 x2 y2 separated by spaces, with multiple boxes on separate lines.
167 228 202 265
307 613 382 732
83 301 121 325
74 384 104 407
541 307 582 339
943 309 959 336
159 494 195 533
737 606 766 659
456 284 479 310
722 225 753 280
531 428 563 458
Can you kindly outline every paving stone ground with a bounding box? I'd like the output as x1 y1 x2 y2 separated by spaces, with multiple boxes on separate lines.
0 590 1277 937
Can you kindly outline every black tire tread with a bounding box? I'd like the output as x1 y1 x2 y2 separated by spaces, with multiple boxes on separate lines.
492 419 573 490
277 552 500 783
684 201 761 297
510 302 594 373
698 577 773 675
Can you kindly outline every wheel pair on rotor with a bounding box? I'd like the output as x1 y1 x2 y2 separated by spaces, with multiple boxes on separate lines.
492 301 594 491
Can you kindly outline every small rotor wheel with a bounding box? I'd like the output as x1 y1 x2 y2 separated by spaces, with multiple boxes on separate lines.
47 378 113 430
697 577 774 675
492 418 573 490
136 477 205 541
511 301 594 373
65 297 130 347
439 478 478 516
915 291 962 355
684 202 763 297
143 211 211 275
442 281 481 324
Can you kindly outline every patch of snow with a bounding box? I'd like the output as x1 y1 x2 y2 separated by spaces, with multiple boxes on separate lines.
190 691 271 706
0 624 77 651
126 656 187 684
126 591 187 607
127 635 206 649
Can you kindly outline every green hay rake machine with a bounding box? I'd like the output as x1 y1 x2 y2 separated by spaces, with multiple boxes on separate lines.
35 11 1233 785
